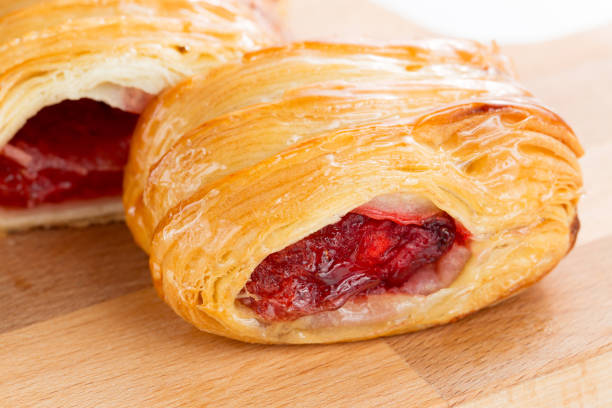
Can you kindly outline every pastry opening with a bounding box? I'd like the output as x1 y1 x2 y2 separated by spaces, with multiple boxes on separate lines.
0 99 140 208
238 194 472 322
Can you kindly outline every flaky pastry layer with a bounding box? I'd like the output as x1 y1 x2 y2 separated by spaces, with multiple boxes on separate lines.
124 41 583 344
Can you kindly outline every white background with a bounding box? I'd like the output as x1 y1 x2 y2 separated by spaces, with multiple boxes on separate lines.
370 0 612 44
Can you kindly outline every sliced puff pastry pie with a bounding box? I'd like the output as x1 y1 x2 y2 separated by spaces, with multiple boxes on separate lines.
124 41 583 344
0 0 283 230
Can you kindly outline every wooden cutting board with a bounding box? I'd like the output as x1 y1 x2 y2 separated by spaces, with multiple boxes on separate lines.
1 1 611 406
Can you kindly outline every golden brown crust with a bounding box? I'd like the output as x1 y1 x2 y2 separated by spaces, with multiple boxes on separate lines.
568 215 580 252
124 41 583 344
0 0 283 230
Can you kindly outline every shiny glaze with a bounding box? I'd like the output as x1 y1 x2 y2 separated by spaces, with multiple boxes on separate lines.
125 42 580 250
125 41 583 343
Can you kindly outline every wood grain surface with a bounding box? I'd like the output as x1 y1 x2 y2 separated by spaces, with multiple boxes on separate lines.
1 1 611 407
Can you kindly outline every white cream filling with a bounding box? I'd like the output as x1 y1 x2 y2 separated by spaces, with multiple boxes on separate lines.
353 192 441 223
81 84 154 114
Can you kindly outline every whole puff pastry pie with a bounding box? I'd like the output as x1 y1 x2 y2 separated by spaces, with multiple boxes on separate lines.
0 0 283 230
124 41 583 344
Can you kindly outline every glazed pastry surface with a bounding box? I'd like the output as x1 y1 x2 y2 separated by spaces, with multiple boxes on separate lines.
124 41 583 344
0 0 283 230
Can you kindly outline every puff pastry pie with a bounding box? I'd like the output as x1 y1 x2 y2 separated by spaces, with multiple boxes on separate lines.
0 0 283 230
124 41 583 344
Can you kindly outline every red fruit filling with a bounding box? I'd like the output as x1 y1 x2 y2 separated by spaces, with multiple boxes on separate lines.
240 211 470 321
0 99 139 208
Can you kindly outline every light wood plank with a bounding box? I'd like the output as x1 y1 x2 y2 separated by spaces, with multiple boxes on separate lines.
455 351 612 408
574 140 612 246
0 224 149 333
0 289 447 408
386 236 612 405
288 0 432 41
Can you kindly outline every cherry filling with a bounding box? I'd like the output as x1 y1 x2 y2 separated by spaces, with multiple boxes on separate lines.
0 99 139 208
240 212 471 321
